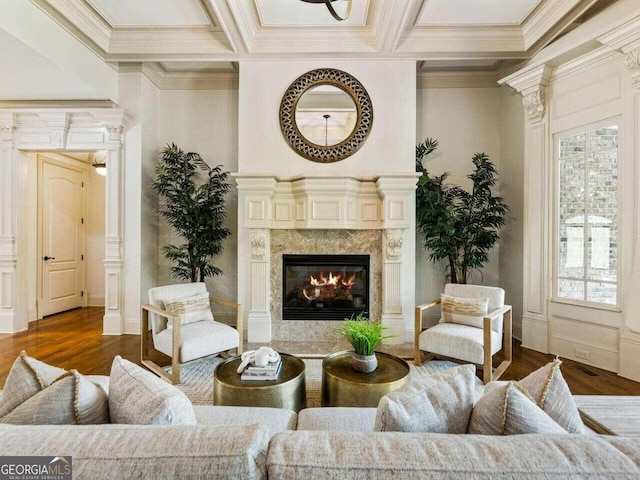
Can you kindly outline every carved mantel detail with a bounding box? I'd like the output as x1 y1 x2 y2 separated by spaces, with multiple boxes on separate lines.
384 229 404 260
522 88 546 123
624 48 640 89
250 229 268 260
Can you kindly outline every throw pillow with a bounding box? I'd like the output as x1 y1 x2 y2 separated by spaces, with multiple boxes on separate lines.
468 382 567 435
0 351 67 418
0 370 109 425
165 291 214 329
108 356 197 425
374 364 476 433
518 358 584 434
440 294 489 329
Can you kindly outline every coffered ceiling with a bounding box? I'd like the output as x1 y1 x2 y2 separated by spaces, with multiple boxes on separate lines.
30 0 606 80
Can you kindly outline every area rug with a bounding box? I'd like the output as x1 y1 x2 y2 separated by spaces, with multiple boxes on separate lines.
168 356 482 406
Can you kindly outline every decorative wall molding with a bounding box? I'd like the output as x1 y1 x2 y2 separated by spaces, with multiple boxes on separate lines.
417 70 500 89
250 229 268 260
384 229 404 260
522 88 546 123
0 107 129 334
500 64 552 123
623 48 640 88
119 63 238 91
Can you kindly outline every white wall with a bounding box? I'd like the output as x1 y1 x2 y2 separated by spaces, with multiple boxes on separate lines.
416 86 503 306
0 0 117 101
156 89 239 302
239 61 416 176
499 85 525 340
118 73 160 333
86 165 105 306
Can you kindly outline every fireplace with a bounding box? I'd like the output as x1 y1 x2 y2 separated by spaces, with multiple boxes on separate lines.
282 254 370 321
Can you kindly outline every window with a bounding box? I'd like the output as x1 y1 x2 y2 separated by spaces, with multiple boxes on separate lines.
557 124 618 305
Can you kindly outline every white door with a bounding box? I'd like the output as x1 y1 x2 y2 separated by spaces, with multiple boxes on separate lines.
40 159 84 317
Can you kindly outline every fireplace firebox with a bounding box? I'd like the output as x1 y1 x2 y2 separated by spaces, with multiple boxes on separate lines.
282 254 370 321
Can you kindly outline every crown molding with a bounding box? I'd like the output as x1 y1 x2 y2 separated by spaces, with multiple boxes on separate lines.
120 63 238 90
370 0 411 53
551 46 618 80
108 27 232 55
41 0 111 50
0 100 116 109
597 16 640 52
417 70 500 89
522 0 594 49
397 25 525 54
499 63 553 94
225 0 258 53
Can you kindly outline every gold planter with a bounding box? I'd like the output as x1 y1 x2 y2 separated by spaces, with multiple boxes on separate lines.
322 350 410 407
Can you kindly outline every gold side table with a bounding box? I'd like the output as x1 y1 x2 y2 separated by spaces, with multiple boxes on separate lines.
322 350 410 407
213 353 306 412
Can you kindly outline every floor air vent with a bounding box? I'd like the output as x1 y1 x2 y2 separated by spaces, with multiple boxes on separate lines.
574 365 599 377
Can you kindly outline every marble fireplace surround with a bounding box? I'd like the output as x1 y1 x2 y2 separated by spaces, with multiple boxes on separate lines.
235 174 420 343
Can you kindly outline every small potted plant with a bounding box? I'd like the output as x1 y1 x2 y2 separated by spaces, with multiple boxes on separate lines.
338 313 394 373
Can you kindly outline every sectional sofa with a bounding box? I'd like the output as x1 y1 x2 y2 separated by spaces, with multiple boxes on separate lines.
2 401 640 479
1 354 639 479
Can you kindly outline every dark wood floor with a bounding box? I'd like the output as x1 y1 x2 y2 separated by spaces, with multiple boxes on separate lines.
2 306 640 395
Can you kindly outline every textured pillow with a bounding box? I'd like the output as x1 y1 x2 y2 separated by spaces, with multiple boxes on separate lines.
0 370 109 425
374 364 476 433
165 291 213 329
0 351 67 418
440 294 489 329
468 382 567 435
518 358 584 433
109 356 197 425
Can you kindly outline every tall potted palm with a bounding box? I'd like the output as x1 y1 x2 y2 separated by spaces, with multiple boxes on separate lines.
153 143 231 282
415 138 509 284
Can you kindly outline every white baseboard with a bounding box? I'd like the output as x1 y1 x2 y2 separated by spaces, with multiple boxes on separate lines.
28 307 38 322
124 318 140 335
88 295 105 307
521 316 549 353
620 334 640 382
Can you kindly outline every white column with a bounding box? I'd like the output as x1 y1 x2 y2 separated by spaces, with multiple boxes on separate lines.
235 176 277 343
382 229 404 343
0 113 22 333
376 174 420 343
249 229 271 341
502 65 553 353
102 125 125 335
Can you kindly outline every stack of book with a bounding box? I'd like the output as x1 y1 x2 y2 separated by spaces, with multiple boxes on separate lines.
240 357 283 381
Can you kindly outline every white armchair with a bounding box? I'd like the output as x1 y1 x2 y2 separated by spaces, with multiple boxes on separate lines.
414 284 512 383
141 282 243 384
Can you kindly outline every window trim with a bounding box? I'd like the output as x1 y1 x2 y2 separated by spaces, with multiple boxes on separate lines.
552 117 621 308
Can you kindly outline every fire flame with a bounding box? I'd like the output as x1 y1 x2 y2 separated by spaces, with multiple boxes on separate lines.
341 274 356 287
309 272 341 287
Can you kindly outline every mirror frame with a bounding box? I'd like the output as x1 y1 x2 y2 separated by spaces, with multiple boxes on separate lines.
279 68 373 163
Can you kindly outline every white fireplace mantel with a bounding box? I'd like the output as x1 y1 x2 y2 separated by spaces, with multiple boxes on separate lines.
234 173 420 343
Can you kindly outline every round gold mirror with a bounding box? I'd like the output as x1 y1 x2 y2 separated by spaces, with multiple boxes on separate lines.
280 68 373 163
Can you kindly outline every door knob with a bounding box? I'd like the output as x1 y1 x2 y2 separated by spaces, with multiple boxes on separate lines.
43 256 56 261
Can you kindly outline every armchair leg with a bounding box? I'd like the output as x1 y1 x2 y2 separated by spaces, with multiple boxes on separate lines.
140 305 181 385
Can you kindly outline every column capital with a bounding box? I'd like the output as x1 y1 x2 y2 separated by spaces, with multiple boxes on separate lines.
598 16 640 89
0 113 18 146
623 48 640 89
499 64 552 124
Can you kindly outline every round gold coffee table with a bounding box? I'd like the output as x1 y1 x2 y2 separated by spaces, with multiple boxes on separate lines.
322 351 410 407
213 353 306 412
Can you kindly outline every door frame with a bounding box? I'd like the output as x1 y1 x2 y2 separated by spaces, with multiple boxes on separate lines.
36 153 89 319
0 109 128 335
